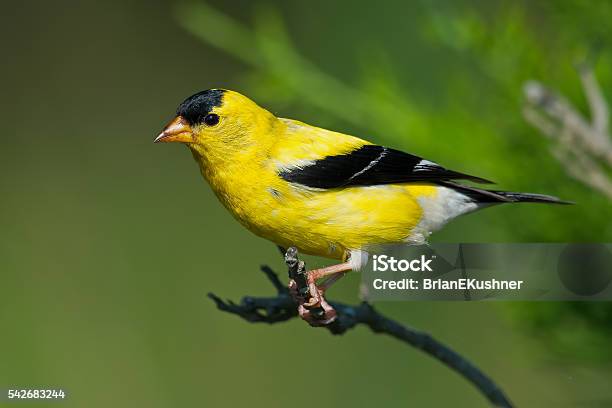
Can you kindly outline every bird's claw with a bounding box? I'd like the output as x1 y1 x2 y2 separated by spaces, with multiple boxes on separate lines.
288 279 337 326
298 303 337 326
303 282 323 307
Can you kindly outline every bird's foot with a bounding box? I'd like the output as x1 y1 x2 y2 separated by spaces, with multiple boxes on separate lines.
288 279 337 326
284 247 352 326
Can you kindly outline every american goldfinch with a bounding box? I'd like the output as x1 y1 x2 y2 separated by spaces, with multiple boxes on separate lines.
155 89 568 323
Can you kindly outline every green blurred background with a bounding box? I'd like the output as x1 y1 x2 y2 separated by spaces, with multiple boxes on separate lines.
2 1 612 407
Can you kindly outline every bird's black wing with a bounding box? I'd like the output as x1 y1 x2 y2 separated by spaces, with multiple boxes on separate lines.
279 145 492 189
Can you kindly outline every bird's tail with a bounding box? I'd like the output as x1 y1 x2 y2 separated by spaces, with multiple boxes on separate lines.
485 191 572 204
439 181 573 205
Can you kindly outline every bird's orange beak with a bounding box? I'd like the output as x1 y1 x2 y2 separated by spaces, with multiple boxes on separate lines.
154 116 193 143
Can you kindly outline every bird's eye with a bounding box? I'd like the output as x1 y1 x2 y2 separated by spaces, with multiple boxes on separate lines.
203 113 220 126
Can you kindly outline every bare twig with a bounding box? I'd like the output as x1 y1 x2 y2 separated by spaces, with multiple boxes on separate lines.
208 248 513 408
522 64 612 199
577 63 609 138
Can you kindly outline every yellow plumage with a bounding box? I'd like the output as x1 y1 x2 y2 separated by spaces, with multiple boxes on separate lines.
155 88 568 322
155 89 566 265
172 90 436 261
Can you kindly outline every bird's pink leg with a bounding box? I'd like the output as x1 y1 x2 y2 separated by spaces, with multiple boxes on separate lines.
303 262 352 308
319 271 347 292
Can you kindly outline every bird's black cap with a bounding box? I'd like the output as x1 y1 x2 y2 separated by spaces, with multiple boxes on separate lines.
176 89 225 125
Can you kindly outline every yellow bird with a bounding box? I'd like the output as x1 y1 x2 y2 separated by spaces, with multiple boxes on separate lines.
155 89 568 323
